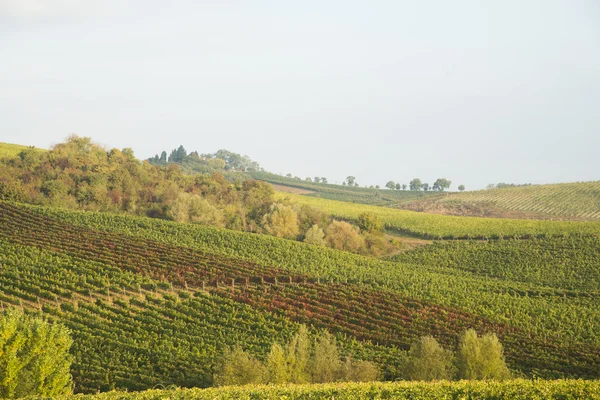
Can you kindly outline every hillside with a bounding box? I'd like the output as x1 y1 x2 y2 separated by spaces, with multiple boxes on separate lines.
251 172 600 222
277 192 600 239
250 172 443 206
1 200 600 394
400 181 600 221
0 142 45 158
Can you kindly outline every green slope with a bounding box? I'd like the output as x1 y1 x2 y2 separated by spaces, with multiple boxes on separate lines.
0 142 45 158
3 201 599 384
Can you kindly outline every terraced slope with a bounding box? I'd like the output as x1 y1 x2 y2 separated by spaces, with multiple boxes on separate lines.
401 181 600 220
2 201 600 386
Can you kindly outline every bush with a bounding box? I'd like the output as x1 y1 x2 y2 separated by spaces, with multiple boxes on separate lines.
213 345 266 386
403 336 455 381
456 329 511 380
0 309 73 398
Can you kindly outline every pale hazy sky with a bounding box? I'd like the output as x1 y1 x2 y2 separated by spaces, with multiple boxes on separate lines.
1 0 599 189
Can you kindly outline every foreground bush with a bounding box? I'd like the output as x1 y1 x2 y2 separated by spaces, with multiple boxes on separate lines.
0 309 73 398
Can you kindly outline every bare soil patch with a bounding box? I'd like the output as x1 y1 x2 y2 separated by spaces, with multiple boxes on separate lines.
270 183 316 195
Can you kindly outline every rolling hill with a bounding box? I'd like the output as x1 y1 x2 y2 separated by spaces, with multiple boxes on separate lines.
1 199 600 394
400 181 600 220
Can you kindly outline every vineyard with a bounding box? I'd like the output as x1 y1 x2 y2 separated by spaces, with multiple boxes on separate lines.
250 171 442 206
1 200 600 392
275 192 600 239
53 379 600 400
389 236 600 291
401 181 600 220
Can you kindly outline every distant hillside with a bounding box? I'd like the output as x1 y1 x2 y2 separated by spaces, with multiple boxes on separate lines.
251 172 442 207
400 181 600 221
0 141 45 158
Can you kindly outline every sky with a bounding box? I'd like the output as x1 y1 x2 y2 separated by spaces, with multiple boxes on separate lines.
1 0 599 190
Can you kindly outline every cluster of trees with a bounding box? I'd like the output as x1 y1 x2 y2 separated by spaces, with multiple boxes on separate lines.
486 183 532 189
262 203 398 256
148 145 262 175
0 136 399 256
0 310 73 398
0 136 273 232
214 326 378 386
402 329 511 381
284 174 330 184
215 328 511 386
395 178 456 192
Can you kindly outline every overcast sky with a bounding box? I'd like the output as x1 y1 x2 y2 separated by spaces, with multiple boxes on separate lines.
1 0 599 189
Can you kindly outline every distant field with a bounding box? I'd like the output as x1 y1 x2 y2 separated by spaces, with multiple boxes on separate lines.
401 182 600 221
251 171 442 206
0 141 45 158
277 191 600 239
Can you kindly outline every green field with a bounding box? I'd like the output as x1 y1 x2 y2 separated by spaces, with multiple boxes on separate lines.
0 141 45 158
277 191 600 239
53 379 600 400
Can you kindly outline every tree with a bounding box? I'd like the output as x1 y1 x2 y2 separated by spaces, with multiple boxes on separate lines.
433 178 452 191
305 177 312 182
385 181 395 190
213 345 266 386
159 151 167 164
409 178 423 191
403 336 455 381
423 183 430 191
262 203 300 239
402 184 407 190
395 183 401 190
458 184 465 192
167 193 223 227
304 224 326 246
324 221 364 252
342 357 379 382
321 177 328 184
266 343 290 384
314 177 321 183
0 309 73 398
456 329 511 380
286 173 292 177
345 176 356 186
357 212 383 233
311 331 342 383
286 325 311 384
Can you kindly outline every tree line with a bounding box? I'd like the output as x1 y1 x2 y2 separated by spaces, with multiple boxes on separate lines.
215 327 511 386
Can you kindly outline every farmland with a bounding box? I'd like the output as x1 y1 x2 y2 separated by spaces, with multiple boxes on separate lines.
400 181 600 220
2 200 600 391
276 192 600 239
